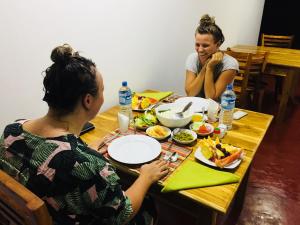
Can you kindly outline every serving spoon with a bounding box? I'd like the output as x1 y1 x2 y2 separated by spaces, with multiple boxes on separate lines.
175 101 193 118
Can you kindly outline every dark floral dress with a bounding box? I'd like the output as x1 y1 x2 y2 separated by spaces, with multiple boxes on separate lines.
0 120 155 225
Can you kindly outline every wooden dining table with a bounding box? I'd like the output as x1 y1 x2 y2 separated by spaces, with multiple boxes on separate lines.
80 103 273 225
230 45 300 122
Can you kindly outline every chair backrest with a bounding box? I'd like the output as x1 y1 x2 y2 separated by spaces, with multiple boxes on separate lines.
249 51 269 77
225 49 252 108
261 34 294 48
0 170 52 225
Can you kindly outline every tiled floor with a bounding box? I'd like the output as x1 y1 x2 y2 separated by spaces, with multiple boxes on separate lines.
156 80 300 225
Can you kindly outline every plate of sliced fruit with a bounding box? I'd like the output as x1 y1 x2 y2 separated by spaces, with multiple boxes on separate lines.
132 95 158 111
194 137 244 169
189 122 214 136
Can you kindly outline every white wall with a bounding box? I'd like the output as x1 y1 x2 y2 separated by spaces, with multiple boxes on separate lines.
0 0 265 131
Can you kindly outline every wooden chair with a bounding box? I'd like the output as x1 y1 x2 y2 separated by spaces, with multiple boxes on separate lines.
246 51 269 111
225 50 252 109
0 170 52 225
226 49 268 111
261 34 294 48
261 33 295 101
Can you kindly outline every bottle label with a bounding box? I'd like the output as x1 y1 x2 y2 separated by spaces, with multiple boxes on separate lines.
119 90 132 105
221 98 235 110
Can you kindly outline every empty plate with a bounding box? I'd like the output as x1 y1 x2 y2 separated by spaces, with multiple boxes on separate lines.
108 135 161 164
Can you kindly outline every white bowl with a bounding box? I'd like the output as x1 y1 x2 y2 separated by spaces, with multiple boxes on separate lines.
172 128 197 144
155 103 193 128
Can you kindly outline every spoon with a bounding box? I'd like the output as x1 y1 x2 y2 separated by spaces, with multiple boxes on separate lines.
175 102 193 118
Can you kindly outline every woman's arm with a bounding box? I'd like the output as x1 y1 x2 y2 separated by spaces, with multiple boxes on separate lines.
125 160 168 220
185 67 206 96
204 69 236 99
204 52 236 99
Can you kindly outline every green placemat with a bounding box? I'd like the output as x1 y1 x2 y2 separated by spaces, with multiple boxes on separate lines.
161 160 240 192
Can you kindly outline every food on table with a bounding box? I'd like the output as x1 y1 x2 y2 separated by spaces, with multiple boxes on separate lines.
199 137 243 168
199 124 209 133
201 145 213 159
134 113 157 129
132 95 158 110
173 130 194 142
147 125 169 138
190 122 213 135
192 113 203 122
215 149 243 168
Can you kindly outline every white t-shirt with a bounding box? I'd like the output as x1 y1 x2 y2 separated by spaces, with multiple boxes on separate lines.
185 52 239 74
185 52 239 97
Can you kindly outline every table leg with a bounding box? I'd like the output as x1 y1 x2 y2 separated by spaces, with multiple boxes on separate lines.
211 211 217 225
276 69 296 122
290 69 300 104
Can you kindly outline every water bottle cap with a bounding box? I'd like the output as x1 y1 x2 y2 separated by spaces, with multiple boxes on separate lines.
122 81 127 87
227 84 233 90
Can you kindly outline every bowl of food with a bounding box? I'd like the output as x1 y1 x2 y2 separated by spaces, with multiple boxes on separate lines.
189 122 214 136
146 125 171 140
172 128 197 144
191 113 208 123
134 113 158 130
155 103 193 128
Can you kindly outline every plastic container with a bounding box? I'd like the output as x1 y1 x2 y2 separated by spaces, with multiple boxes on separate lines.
219 84 236 130
213 127 221 139
119 81 132 119
218 124 227 138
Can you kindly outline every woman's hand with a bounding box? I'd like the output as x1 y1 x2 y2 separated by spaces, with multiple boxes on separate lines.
206 51 224 70
139 159 169 183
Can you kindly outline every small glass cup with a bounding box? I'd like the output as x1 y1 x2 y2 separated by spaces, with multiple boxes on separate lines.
207 98 219 123
118 112 130 133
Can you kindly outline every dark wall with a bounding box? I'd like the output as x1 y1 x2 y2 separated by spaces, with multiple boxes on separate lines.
259 0 300 49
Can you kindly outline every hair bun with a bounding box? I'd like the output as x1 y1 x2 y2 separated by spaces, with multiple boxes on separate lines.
51 44 76 65
199 14 215 27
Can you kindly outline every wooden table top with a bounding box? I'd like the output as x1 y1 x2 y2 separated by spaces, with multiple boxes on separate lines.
230 45 300 68
80 105 273 214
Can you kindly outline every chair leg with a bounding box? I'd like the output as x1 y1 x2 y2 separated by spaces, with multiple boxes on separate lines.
275 77 283 102
257 89 264 112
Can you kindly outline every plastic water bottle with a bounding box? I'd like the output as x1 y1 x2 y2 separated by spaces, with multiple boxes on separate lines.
119 81 132 119
219 84 236 130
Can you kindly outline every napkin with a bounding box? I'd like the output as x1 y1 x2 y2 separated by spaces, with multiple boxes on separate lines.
161 160 239 193
136 92 173 101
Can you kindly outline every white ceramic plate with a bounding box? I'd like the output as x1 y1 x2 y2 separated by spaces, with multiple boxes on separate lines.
194 148 242 169
174 97 209 112
189 122 214 136
108 135 161 164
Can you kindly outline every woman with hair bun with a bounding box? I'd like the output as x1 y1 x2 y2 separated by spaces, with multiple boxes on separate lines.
0 44 168 225
185 14 238 100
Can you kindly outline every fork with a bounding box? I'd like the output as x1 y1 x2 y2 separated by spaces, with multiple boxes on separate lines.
97 132 120 150
175 101 193 118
